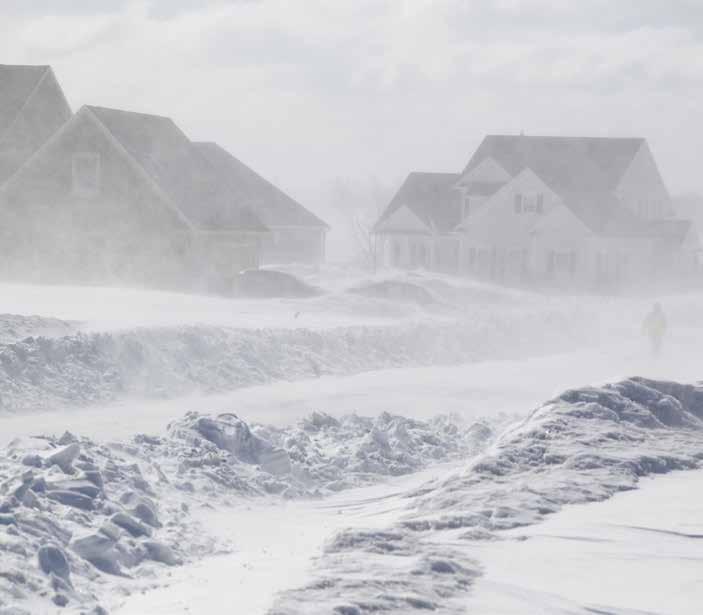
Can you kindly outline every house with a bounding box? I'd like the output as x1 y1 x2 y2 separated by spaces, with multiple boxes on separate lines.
0 63 329 291
194 142 329 264
374 135 699 289
373 172 461 271
0 64 71 184
0 105 269 290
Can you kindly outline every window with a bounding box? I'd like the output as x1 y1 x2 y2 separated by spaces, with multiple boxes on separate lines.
417 242 426 266
72 153 101 196
547 250 555 274
392 240 401 265
536 193 544 213
514 193 522 213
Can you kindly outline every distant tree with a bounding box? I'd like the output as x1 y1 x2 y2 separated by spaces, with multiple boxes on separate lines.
326 176 392 270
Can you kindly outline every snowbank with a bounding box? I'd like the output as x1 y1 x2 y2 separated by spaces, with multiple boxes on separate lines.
271 377 703 614
0 304 601 413
0 410 483 613
2 377 701 614
0 314 75 345
0 432 196 614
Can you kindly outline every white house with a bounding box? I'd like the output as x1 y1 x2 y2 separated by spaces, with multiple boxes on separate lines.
372 172 462 271
374 135 699 289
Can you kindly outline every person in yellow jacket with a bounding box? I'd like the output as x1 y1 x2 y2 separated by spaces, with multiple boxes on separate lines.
642 302 667 356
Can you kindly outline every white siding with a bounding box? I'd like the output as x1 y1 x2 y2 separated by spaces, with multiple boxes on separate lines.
616 142 672 220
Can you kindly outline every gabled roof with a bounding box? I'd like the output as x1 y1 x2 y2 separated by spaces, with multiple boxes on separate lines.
374 204 432 235
459 134 684 238
192 142 329 229
0 64 49 137
558 190 649 236
463 135 644 195
0 64 72 183
84 106 268 232
374 172 461 234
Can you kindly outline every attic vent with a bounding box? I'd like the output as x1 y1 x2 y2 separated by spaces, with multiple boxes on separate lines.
72 152 101 197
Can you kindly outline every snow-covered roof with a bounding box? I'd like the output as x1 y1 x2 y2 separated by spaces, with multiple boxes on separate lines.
461 135 659 237
374 172 461 234
85 106 269 233
463 135 644 195
193 142 329 230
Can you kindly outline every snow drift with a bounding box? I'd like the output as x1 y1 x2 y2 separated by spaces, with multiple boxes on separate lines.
0 410 482 613
0 305 600 413
1 377 701 614
271 377 703 614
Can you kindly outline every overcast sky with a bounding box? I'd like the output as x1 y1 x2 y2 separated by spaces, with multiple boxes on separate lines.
2 0 702 206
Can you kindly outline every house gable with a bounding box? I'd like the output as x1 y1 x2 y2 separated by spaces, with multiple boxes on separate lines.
531 201 594 245
1 107 191 235
374 172 461 236
615 141 672 219
457 168 560 244
375 204 431 234
0 65 72 183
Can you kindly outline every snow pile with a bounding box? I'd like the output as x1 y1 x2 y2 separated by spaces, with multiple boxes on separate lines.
270 535 480 615
0 410 486 613
255 412 491 492
407 377 703 532
0 314 74 345
0 432 196 614
272 377 703 614
0 306 599 412
151 411 489 498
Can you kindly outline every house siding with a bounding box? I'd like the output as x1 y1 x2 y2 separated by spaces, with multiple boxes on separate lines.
616 142 672 220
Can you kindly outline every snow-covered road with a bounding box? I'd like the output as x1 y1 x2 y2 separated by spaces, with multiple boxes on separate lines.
466 468 703 614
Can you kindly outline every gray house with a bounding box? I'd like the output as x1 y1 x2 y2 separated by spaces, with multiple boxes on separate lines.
0 105 268 289
0 62 329 289
0 64 71 183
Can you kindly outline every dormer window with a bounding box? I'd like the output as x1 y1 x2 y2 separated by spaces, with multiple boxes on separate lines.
72 153 101 196
515 192 544 214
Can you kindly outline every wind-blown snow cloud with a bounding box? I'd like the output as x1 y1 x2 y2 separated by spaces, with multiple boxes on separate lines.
1 0 702 199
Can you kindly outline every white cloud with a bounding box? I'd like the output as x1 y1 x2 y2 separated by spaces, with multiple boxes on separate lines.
1 0 702 203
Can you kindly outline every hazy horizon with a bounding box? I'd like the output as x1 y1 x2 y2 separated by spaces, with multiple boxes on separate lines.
2 0 703 212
